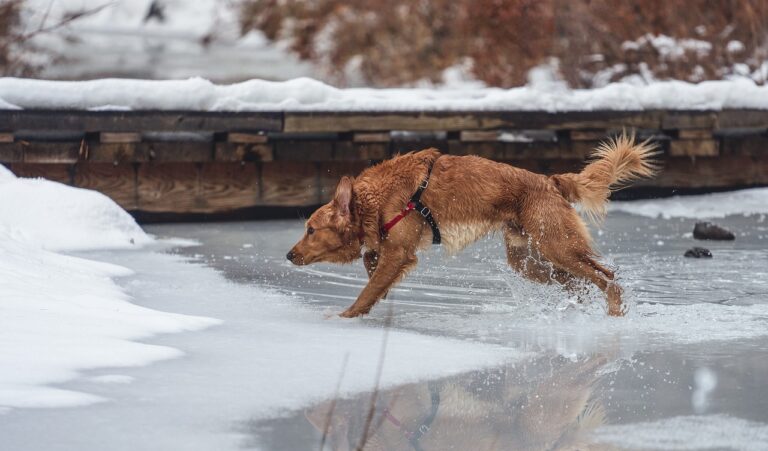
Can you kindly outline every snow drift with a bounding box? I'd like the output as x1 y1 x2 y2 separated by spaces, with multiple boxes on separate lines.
0 165 218 409
0 165 151 252
0 76 766 112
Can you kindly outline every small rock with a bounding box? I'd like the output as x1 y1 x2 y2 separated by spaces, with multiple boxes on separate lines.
693 222 735 241
684 247 713 258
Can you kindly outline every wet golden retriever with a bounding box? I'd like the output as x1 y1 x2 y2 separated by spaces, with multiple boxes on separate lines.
287 134 657 317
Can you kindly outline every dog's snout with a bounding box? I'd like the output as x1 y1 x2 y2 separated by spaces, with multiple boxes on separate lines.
286 251 295 261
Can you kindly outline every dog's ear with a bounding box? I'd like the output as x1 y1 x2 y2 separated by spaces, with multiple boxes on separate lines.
333 176 354 217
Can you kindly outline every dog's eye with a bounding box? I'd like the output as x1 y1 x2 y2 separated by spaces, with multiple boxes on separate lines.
307 227 315 235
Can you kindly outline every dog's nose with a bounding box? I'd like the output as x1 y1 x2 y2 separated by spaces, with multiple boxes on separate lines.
286 251 295 261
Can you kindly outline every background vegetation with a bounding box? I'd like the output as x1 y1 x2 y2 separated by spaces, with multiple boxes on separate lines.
240 0 768 87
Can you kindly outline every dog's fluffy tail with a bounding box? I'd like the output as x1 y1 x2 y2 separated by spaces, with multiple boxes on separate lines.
550 132 659 224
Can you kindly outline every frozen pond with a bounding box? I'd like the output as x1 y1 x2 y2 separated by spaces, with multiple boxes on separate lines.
2 213 768 450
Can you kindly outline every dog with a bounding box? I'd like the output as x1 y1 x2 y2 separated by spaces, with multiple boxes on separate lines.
287 133 657 317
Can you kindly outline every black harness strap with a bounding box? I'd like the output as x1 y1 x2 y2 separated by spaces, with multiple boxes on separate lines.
409 160 442 245
380 158 442 245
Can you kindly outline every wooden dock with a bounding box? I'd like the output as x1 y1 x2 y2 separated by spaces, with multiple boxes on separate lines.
1 109 767 220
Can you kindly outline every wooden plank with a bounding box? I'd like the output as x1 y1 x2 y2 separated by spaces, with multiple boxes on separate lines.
720 135 768 156
504 142 566 160
459 130 499 142
449 141 573 160
100 132 141 143
228 132 268 144
391 139 449 155
199 162 260 211
9 163 72 184
334 142 389 160
678 129 713 139
353 132 390 143
261 161 318 206
357 143 389 160
21 142 80 163
636 155 768 188
568 141 601 159
662 111 717 129
285 112 501 133
74 163 137 210
0 143 22 162
0 110 282 133
448 141 504 158
137 163 200 213
284 111 664 133
90 142 148 163
717 110 768 129
274 140 334 161
318 161 368 202
669 139 719 157
147 142 212 162
569 129 607 141
0 133 13 143
215 142 273 162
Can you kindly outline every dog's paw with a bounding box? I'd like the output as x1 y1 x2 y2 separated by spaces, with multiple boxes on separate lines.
338 310 360 318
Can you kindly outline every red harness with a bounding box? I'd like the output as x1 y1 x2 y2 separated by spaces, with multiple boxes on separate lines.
382 201 417 234
379 159 442 244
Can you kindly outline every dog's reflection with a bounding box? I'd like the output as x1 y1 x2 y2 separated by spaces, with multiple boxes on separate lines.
306 354 615 451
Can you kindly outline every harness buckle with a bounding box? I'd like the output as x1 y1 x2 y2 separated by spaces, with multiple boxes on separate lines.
419 179 429 189
418 206 431 217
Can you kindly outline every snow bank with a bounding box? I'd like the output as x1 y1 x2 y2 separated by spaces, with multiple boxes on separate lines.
0 167 219 409
0 165 151 251
0 237 219 408
611 187 768 219
0 76 766 112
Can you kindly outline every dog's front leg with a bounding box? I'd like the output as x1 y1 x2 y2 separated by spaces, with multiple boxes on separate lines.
362 250 378 278
341 246 417 318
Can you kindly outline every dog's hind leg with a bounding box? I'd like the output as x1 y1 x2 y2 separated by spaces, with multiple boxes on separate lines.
519 200 624 316
503 224 575 287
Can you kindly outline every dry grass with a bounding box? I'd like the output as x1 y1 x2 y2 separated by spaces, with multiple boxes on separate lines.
240 0 768 87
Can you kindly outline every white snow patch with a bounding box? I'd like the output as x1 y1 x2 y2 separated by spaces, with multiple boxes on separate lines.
0 167 220 409
0 232 219 409
0 165 152 251
611 188 768 219
594 415 768 450
0 77 767 112
89 375 135 384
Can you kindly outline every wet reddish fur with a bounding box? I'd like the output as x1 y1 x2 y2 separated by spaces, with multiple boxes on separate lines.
288 135 657 317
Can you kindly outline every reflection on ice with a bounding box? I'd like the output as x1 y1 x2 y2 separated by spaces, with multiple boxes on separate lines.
250 353 614 451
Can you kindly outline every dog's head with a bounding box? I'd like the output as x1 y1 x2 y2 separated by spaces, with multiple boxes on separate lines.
287 176 362 266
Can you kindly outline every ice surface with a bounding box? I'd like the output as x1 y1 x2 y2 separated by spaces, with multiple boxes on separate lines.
611 187 768 219
0 165 151 251
0 76 766 112
595 415 768 450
